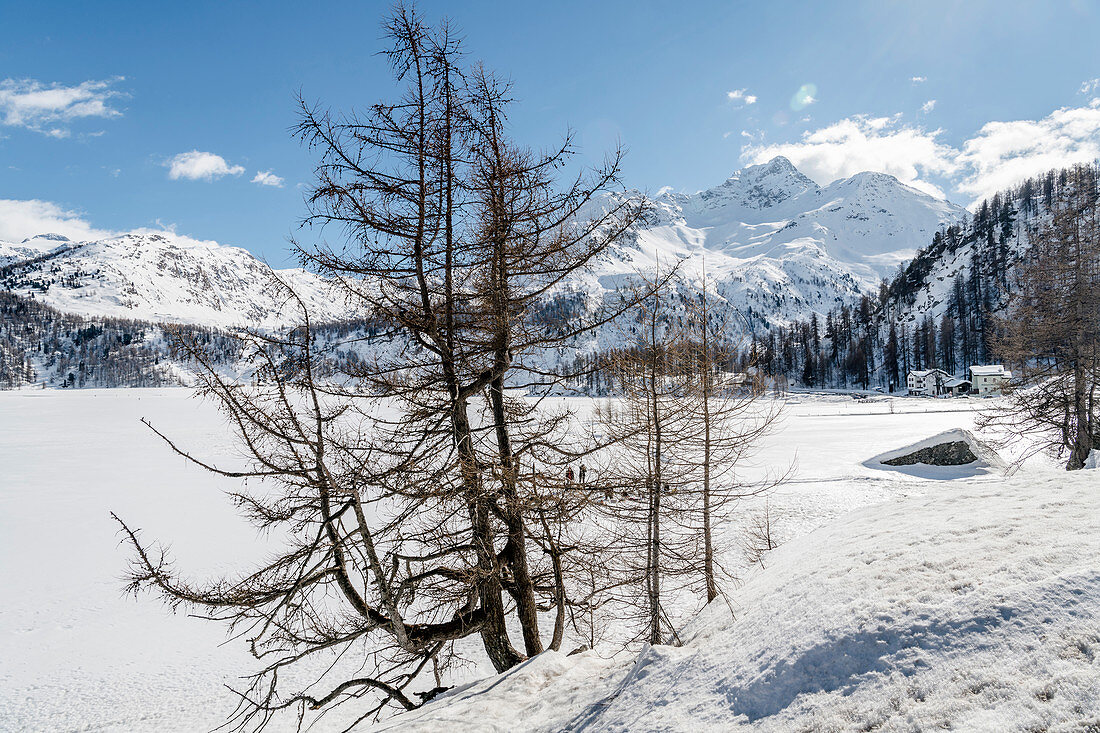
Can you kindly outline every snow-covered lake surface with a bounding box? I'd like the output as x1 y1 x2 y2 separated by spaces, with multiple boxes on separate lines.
1 389 1095 731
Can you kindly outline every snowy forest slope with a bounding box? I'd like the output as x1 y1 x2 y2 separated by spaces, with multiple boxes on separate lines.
752 162 1100 392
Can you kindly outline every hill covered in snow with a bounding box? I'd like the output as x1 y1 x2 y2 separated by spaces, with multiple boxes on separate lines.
389 465 1100 732
572 157 967 329
727 162 1100 394
0 231 344 328
0 158 966 333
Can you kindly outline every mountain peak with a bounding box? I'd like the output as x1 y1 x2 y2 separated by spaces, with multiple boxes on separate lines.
839 170 910 190
21 232 72 244
824 170 949 204
730 155 807 182
697 156 818 213
762 155 797 172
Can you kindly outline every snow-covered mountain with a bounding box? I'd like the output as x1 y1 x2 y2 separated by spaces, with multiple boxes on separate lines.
572 157 968 329
0 158 967 332
0 232 75 266
0 231 344 328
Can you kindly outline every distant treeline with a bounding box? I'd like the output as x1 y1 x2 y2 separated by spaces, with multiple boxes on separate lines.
0 291 232 388
0 291 385 389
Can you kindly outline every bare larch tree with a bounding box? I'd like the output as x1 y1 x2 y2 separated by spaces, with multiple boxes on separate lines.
671 264 783 602
113 5 644 729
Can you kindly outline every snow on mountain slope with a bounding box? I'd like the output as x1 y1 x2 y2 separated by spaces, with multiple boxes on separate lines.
0 158 966 332
391 467 1100 732
0 231 346 328
574 157 968 329
0 232 72 266
876 164 1100 341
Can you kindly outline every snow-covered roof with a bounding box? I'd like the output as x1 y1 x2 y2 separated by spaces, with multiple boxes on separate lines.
944 377 970 388
969 365 1008 376
909 368 950 378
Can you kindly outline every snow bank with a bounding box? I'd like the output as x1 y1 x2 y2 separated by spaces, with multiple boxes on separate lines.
371 650 623 733
393 472 1100 731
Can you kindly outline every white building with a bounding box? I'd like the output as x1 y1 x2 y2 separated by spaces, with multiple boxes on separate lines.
943 376 972 397
907 368 953 396
969 365 1012 396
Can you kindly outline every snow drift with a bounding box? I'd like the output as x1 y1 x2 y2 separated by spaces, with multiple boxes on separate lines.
388 471 1100 731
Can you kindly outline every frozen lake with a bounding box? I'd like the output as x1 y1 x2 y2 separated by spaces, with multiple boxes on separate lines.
0 388 1007 731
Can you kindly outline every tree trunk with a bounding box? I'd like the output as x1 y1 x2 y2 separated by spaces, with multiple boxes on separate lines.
1069 361 1091 470
700 285 718 603
648 304 663 646
489 376 543 656
452 397 523 671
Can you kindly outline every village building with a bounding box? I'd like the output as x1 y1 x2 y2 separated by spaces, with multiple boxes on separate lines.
969 364 1012 396
907 368 954 396
943 376 972 396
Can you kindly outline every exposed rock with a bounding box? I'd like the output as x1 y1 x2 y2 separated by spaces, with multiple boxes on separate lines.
882 441 978 466
864 428 1006 477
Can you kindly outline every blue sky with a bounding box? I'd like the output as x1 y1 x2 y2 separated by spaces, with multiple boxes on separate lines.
2 0 1099 265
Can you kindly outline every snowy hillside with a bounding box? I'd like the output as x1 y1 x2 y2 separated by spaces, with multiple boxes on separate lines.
873 166 1090 336
0 232 74 266
733 165 1100 393
390 463 1100 732
0 231 346 328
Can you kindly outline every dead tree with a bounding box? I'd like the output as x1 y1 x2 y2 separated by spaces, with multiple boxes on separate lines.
592 265 784 643
593 265 696 645
672 264 783 602
113 5 644 729
743 501 780 568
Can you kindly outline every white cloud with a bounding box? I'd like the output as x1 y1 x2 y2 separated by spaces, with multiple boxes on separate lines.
0 199 115 243
0 77 124 136
743 115 956 198
166 151 245 181
251 170 284 187
921 99 937 114
955 100 1100 205
1080 78 1100 95
743 97 1100 208
726 88 757 106
911 76 927 84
